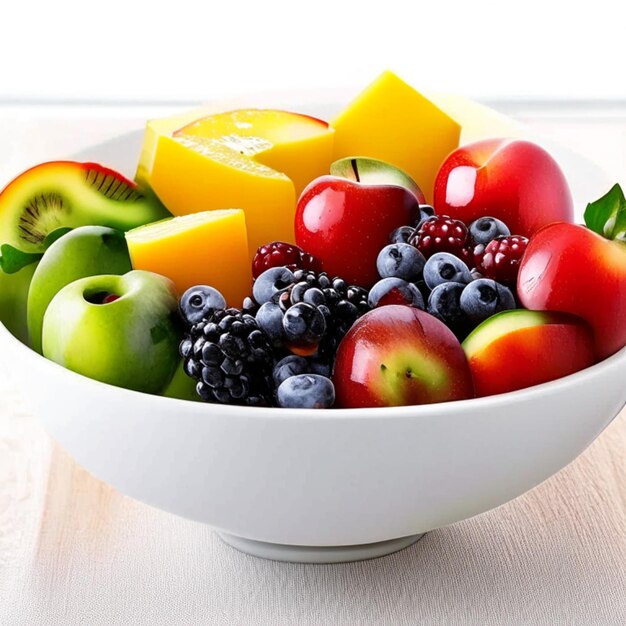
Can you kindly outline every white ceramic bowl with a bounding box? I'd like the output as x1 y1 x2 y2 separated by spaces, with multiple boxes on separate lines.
3 93 625 563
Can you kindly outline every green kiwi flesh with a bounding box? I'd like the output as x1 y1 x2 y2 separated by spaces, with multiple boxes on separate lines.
0 161 171 255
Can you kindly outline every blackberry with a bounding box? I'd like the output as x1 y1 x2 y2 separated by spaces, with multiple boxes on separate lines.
181 307 275 406
274 269 370 358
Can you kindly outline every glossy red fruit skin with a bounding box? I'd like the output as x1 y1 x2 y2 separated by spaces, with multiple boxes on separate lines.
476 235 528 285
434 139 574 238
333 305 474 408
295 176 420 288
467 314 595 398
517 223 626 360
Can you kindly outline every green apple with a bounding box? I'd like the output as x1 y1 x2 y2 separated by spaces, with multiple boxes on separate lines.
42 270 180 394
27 226 132 353
0 262 36 343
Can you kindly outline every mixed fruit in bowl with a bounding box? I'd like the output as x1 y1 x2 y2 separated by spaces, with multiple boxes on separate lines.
0 70 624 410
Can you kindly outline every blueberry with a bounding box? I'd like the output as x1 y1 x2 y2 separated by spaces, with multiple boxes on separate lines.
282 302 326 346
376 243 426 281
255 302 285 347
389 225 415 244
179 286 226 326
415 204 436 229
427 282 467 332
368 278 424 309
469 216 510 245
272 355 309 386
423 252 472 289
277 374 335 409
252 267 295 305
460 279 516 323
414 278 431 303
308 359 332 377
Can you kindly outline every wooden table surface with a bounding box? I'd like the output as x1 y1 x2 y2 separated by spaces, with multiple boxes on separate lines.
1 103 625 625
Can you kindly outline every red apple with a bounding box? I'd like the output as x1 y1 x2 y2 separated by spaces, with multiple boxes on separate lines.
518 222 626 360
333 305 474 408
462 310 595 398
295 158 422 287
433 139 574 237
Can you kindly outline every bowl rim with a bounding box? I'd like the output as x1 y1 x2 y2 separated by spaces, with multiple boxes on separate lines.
3 321 625 420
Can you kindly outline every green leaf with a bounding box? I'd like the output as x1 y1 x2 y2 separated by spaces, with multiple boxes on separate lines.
43 227 73 248
0 245 42 274
584 184 626 241
0 227 72 275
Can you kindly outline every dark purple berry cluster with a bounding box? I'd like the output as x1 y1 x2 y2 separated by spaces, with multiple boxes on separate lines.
177 209 527 408
178 266 369 409
371 208 520 340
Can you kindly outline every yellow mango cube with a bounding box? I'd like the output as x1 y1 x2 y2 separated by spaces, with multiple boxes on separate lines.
428 93 522 144
125 209 251 307
137 109 334 257
331 71 461 202
136 105 217 190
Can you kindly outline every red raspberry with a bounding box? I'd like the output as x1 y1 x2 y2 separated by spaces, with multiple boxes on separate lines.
409 215 469 259
476 235 529 284
460 245 474 265
252 241 320 279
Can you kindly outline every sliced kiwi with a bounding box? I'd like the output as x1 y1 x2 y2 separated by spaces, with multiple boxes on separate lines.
0 161 171 256
85 166 144 202
19 192 68 245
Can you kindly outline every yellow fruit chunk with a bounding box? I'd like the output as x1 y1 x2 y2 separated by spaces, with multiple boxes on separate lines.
331 71 461 202
177 110 334 196
428 93 522 144
136 106 219 189
125 209 251 307
137 109 334 257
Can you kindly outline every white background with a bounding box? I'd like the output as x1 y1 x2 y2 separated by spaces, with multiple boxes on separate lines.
0 0 624 103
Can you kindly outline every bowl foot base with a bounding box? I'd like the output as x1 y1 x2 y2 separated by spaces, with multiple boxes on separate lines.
217 532 425 563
